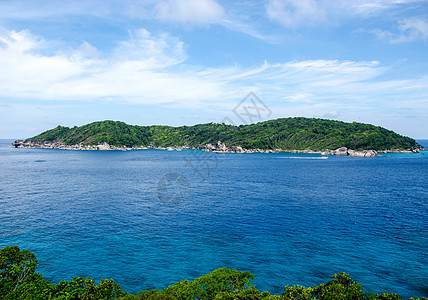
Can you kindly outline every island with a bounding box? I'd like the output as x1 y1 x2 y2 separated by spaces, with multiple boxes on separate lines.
12 117 421 157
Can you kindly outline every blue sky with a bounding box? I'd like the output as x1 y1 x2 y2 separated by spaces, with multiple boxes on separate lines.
0 0 427 139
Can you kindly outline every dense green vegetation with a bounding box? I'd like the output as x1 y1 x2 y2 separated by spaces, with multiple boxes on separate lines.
1 246 426 300
28 118 419 151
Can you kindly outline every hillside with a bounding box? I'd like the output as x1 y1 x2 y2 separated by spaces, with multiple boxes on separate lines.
27 118 419 151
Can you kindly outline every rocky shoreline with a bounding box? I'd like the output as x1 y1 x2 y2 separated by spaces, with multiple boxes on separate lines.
12 140 422 157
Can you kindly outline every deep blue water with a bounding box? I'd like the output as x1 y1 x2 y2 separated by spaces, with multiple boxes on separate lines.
417 139 428 148
0 139 427 299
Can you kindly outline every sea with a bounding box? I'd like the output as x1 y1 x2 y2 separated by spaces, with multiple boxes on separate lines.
0 139 427 299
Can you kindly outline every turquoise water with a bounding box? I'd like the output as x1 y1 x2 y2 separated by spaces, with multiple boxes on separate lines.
0 139 427 298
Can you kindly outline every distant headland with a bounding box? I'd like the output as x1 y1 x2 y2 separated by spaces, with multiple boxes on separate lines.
12 118 422 157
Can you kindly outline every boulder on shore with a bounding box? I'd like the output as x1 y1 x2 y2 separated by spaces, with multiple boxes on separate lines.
334 147 348 156
97 142 110 150
364 150 377 157
216 141 227 152
347 149 377 157
231 146 244 153
348 149 365 157
12 140 24 147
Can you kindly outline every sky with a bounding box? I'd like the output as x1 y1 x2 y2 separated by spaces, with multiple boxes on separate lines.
0 0 427 139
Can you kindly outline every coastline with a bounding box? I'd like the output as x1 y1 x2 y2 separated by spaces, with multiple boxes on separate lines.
11 140 422 157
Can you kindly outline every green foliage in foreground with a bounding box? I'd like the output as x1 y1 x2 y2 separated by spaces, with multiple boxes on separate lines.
1 246 125 300
28 117 419 151
1 246 426 300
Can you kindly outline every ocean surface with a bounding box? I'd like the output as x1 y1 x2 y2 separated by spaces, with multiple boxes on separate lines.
0 139 427 298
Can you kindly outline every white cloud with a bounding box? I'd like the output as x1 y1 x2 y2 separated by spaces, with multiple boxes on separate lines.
0 28 225 105
285 93 314 103
365 18 428 43
391 18 428 43
1 27 427 120
396 19 424 41
113 29 186 67
0 29 85 87
218 19 280 43
125 0 225 25
0 0 114 20
0 0 225 26
266 0 426 28
345 0 425 16
127 0 277 42
266 0 327 29
154 0 225 25
77 41 100 58
0 0 275 43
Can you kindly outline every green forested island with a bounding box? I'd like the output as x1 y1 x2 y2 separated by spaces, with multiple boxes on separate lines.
19 117 419 151
1 246 426 300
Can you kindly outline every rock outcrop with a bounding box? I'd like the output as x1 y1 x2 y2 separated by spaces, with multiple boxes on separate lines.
13 140 423 157
347 149 377 157
364 150 377 157
216 141 227 152
334 147 348 156
97 142 111 150
230 146 244 153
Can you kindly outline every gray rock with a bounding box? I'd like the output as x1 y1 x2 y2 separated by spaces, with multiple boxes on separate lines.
334 147 348 156
12 140 24 147
348 149 365 157
205 143 215 151
364 150 377 157
231 146 244 153
97 142 110 150
216 141 227 152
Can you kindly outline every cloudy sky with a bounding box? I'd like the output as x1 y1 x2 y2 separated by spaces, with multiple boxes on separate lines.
0 0 427 138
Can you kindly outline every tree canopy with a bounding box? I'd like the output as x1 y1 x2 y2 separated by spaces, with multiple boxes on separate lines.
28 118 419 151
1 246 426 300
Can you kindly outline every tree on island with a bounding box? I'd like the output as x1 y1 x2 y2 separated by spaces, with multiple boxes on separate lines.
26 118 420 151
1 246 426 299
